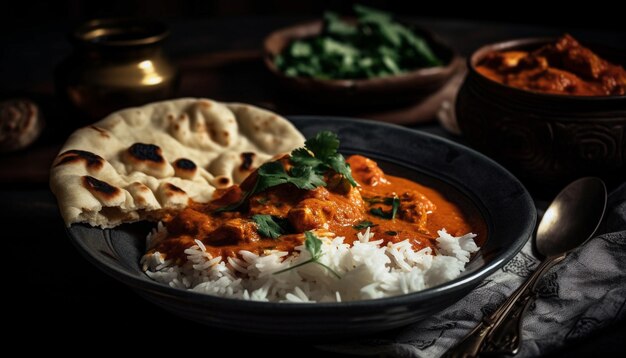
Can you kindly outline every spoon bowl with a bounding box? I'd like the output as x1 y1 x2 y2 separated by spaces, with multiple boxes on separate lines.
537 177 607 257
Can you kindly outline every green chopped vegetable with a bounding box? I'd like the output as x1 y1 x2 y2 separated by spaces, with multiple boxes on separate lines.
255 161 326 193
369 195 400 220
252 214 290 239
275 4 442 79
273 231 341 279
353 220 378 230
290 131 357 187
363 196 385 204
216 131 355 212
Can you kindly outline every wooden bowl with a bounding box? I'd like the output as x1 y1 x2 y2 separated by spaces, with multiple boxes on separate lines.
455 37 626 189
263 20 462 108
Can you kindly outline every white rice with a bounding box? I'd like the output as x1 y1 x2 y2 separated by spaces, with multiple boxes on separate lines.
141 224 479 303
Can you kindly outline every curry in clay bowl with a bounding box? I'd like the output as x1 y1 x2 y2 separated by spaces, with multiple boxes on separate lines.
456 35 626 189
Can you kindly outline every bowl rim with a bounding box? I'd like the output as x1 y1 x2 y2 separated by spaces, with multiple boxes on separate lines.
72 18 170 47
67 116 536 312
468 36 626 101
263 19 462 87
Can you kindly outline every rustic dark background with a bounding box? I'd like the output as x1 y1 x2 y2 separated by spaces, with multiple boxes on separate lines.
2 1 624 355
2 0 624 30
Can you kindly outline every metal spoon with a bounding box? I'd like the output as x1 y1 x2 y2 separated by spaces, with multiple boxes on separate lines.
444 177 607 358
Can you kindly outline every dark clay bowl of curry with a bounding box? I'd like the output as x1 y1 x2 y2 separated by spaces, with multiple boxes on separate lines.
456 35 626 188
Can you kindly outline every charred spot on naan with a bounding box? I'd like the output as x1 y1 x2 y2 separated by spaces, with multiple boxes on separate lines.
213 175 231 188
173 158 198 180
128 143 165 163
82 175 122 202
240 152 256 172
56 150 105 171
167 183 186 194
123 143 174 178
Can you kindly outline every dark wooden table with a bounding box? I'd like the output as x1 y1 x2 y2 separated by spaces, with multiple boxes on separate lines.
2 17 624 355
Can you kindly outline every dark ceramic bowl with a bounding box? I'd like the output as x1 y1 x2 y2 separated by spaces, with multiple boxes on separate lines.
67 117 535 337
456 37 626 189
263 21 462 108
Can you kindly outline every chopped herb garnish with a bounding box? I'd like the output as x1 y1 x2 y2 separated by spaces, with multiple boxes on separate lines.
256 197 269 205
291 131 357 187
369 207 387 217
353 220 378 230
303 131 339 161
216 131 355 212
273 231 341 279
275 4 442 80
369 195 400 220
252 214 291 239
390 195 400 220
385 230 398 236
326 153 357 187
363 196 385 204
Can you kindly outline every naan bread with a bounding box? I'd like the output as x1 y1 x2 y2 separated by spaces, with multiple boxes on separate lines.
50 98 304 228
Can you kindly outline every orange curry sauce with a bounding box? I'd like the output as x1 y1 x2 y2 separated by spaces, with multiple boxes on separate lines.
476 34 626 96
153 155 481 263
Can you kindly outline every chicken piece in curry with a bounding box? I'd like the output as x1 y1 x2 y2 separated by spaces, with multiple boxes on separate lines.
476 34 626 96
153 152 479 264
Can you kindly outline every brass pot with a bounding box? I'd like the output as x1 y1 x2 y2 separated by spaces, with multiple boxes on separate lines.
55 18 179 123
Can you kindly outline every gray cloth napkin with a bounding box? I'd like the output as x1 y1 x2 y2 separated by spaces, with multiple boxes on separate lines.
326 183 626 357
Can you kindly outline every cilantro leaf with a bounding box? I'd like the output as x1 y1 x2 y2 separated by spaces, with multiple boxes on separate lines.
326 153 357 187
363 196 385 204
304 231 323 259
369 207 388 218
390 195 400 220
325 11 358 36
252 214 287 239
288 165 327 190
295 132 357 187
255 161 327 193
304 131 340 161
354 4 392 22
290 148 323 168
216 131 354 212
353 220 378 230
273 231 341 279
214 191 250 213
369 195 400 220
255 161 291 192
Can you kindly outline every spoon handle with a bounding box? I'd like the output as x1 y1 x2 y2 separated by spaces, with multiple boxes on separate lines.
482 254 566 355
481 288 533 354
444 262 541 357
442 320 493 358
444 255 562 358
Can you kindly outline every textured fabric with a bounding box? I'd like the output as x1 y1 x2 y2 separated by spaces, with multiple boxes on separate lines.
325 183 626 357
